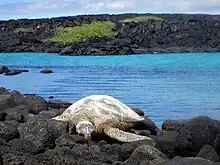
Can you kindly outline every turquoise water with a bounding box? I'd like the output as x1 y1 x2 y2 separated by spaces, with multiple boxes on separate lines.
1 52 220 127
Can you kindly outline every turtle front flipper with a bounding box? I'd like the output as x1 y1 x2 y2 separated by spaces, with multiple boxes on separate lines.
103 126 153 143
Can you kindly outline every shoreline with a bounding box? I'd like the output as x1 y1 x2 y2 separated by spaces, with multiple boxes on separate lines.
0 87 220 164
0 13 220 56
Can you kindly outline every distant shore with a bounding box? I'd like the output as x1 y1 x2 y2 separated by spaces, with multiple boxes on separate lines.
0 13 220 56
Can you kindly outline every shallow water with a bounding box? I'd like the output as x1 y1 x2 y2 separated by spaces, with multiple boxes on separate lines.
1 52 220 127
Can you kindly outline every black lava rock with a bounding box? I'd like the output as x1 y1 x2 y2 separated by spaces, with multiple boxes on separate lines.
40 69 53 74
174 116 220 157
0 121 19 142
25 95 48 114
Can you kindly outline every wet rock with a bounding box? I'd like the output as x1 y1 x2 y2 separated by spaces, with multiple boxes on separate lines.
55 134 87 148
8 139 43 154
0 90 26 111
4 105 29 123
4 69 23 76
124 145 168 165
47 100 72 109
40 69 53 74
174 116 220 157
49 96 54 99
0 66 9 74
161 157 218 165
162 120 183 131
119 139 156 161
0 121 19 142
25 95 48 114
19 118 68 149
131 108 145 116
196 144 219 162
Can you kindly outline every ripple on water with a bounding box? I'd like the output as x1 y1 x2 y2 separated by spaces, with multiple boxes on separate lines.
1 52 220 127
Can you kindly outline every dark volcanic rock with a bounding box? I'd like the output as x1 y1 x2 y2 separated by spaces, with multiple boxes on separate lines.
196 144 219 162
1 14 220 55
124 145 168 165
55 134 87 148
4 69 23 76
0 66 9 74
0 90 26 111
8 139 42 154
47 100 72 109
119 139 156 161
0 121 19 142
162 120 183 131
214 134 220 157
161 157 218 165
4 105 29 123
154 131 178 158
38 110 57 119
0 87 9 95
25 95 47 114
134 116 158 135
18 118 68 149
40 69 53 74
174 116 220 157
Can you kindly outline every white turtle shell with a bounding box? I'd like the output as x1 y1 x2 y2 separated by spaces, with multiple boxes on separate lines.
62 95 144 122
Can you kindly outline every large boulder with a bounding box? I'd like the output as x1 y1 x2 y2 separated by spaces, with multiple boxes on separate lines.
4 70 23 76
0 91 26 111
18 118 68 149
0 88 9 95
40 69 53 74
0 66 9 74
124 144 168 165
161 157 219 165
162 120 184 131
119 139 156 161
154 131 178 158
0 121 19 142
4 105 29 123
196 144 219 162
134 116 158 135
174 116 220 157
25 95 48 114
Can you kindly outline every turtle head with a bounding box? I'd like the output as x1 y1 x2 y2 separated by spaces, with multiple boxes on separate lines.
76 121 95 139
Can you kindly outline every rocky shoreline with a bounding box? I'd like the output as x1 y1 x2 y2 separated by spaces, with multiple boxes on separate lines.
0 13 220 56
0 87 220 164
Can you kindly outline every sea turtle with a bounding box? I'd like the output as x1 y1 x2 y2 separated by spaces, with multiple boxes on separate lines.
52 95 153 142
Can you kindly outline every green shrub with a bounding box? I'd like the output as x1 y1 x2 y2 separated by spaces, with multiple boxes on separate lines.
48 21 118 45
120 16 164 23
14 27 33 33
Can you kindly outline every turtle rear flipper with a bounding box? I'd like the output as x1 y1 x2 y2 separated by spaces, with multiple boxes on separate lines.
103 126 153 142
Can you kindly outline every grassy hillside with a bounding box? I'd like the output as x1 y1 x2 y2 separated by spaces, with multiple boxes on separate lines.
14 27 34 33
48 21 118 45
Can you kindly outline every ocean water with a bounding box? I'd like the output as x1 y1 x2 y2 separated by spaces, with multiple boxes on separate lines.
0 52 220 127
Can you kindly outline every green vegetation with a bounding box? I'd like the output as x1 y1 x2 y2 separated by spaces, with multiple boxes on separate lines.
48 21 118 45
120 15 164 23
14 27 34 33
